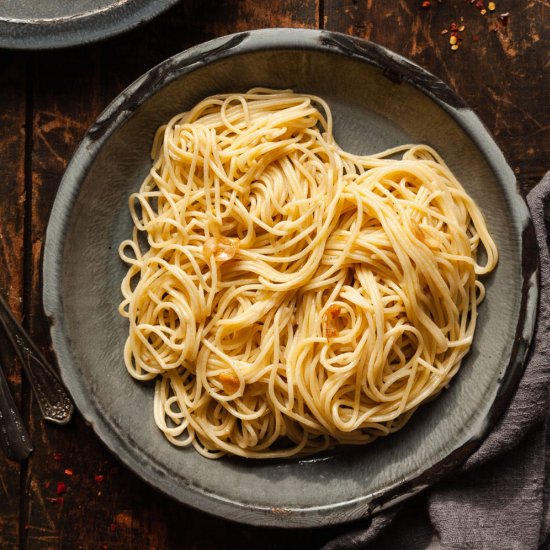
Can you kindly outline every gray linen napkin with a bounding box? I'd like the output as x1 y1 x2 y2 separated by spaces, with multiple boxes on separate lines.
324 172 550 550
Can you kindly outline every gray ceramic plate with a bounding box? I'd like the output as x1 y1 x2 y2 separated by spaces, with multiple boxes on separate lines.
43 29 538 528
0 0 179 50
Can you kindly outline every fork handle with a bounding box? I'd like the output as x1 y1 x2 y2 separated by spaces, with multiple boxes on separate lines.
0 366 32 461
0 293 73 425
11 331 74 425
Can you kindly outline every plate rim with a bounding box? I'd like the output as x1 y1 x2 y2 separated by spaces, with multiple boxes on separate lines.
0 0 180 50
42 28 539 527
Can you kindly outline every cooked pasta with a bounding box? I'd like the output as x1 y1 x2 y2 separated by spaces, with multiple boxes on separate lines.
118 89 498 459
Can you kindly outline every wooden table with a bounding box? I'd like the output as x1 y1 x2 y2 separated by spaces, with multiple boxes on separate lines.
0 1 547 548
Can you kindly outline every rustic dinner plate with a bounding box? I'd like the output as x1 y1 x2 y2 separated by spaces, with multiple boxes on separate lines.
43 29 538 528
0 0 179 50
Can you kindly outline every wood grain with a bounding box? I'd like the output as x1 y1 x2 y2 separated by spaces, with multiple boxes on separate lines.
0 0 545 548
323 0 549 194
0 51 27 550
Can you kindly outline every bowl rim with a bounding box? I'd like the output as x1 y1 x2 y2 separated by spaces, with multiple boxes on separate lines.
42 28 539 528
0 0 180 50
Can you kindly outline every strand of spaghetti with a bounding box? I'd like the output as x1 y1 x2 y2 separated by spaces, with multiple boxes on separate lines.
119 89 498 459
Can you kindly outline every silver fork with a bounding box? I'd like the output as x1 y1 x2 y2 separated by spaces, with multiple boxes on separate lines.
0 293 73 426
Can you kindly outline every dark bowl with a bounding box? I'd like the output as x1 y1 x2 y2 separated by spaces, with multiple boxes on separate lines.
0 0 179 50
42 29 538 528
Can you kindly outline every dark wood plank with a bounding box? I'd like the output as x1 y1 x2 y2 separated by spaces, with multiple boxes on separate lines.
22 2 327 549
12 0 546 547
181 0 319 35
0 51 27 549
323 0 549 194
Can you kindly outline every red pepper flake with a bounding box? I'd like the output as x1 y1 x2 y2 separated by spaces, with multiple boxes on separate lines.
45 496 64 504
499 12 510 26
53 452 63 462
444 20 467 51
56 482 67 495
64 468 73 476
421 0 431 7
110 523 117 533
95 474 105 483
43 481 51 489
475 0 485 8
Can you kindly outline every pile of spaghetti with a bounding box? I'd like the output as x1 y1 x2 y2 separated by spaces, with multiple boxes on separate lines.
119 89 498 459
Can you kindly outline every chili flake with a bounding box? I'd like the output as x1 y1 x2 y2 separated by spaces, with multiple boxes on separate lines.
110 523 117 533
432 0 512 51
421 1 431 7
56 482 67 495
64 468 73 476
53 452 63 462
219 372 240 394
43 481 51 489
443 20 466 51
95 474 105 483
325 305 344 338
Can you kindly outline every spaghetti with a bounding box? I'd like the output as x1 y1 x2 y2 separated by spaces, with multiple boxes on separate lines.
119 89 498 458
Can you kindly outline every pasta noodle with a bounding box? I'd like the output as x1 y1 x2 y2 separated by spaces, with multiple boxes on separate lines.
119 89 498 459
